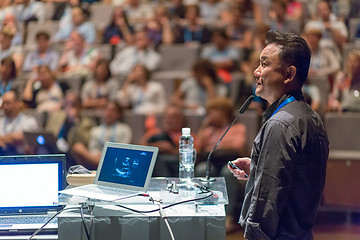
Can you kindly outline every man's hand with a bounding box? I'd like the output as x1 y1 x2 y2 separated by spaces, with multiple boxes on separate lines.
228 157 251 180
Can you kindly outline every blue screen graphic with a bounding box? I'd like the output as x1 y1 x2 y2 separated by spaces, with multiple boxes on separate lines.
37 135 45 145
98 147 153 187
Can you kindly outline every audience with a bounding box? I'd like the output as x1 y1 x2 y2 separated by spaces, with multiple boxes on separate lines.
0 57 21 99
269 0 300 34
195 97 247 177
145 5 174 46
102 6 134 45
0 90 38 155
171 59 227 112
81 59 118 110
0 27 23 70
15 0 45 24
173 4 212 44
199 0 228 26
304 0 348 58
53 6 96 44
221 6 253 50
45 90 94 169
72 101 132 169
328 50 360 112
116 64 166 114
110 30 161 77
23 65 64 113
144 104 186 177
58 30 101 77
200 28 240 73
23 31 60 72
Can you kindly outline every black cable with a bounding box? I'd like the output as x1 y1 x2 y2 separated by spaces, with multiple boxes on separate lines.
28 206 85 240
115 191 214 214
80 205 91 240
89 205 94 234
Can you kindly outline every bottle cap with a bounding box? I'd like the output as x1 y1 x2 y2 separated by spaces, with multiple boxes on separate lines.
182 127 191 136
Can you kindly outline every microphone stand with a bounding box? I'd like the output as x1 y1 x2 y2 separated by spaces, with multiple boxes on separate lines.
200 95 254 183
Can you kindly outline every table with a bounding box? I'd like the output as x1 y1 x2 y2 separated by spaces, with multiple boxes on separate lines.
57 177 228 240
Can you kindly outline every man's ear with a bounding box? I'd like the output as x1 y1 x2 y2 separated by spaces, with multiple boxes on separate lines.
284 66 296 84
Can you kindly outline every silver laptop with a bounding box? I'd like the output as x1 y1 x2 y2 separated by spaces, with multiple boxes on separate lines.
0 154 66 235
60 142 158 202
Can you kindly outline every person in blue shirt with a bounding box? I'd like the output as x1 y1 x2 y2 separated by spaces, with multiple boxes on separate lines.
53 6 96 44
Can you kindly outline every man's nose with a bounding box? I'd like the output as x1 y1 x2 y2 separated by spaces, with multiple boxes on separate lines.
254 66 261 77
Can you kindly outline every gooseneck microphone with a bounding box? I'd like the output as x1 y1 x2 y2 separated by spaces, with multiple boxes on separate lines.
200 95 254 182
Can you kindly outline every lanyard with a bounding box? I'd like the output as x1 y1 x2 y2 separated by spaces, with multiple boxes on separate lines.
271 96 296 117
0 81 12 96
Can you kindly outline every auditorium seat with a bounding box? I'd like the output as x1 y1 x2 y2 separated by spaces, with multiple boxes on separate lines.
22 109 48 128
158 44 200 72
122 112 146 144
89 3 113 31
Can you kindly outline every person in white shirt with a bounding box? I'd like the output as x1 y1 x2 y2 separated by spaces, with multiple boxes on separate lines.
0 90 38 155
110 30 161 77
15 0 45 24
23 65 64 113
71 101 133 169
117 64 167 114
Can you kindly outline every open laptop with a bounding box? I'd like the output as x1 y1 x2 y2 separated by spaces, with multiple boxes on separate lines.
23 131 59 154
0 154 66 236
60 142 158 202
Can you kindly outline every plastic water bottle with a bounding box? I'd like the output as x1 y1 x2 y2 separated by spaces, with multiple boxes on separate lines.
179 128 195 183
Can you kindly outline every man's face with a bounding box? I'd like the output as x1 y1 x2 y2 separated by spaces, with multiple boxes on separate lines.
135 32 149 49
37 36 49 52
317 1 331 19
2 92 18 117
104 103 120 125
254 43 286 103
163 107 184 132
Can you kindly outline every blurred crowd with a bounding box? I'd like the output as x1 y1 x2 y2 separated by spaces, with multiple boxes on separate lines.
1 0 360 233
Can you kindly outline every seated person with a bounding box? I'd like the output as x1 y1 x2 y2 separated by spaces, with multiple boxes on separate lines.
0 90 38 155
22 31 60 72
0 26 23 70
171 59 228 113
102 6 134 45
144 104 186 177
81 59 119 110
194 97 247 234
23 65 64 113
53 6 96 44
173 4 212 44
46 90 94 169
145 5 174 46
195 97 247 176
110 30 161 77
200 28 240 73
1 13 23 46
57 30 101 78
72 101 133 170
117 64 166 114
0 57 22 100
15 0 45 24
328 50 360 112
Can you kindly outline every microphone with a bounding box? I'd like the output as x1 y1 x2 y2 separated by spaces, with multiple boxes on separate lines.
200 95 254 182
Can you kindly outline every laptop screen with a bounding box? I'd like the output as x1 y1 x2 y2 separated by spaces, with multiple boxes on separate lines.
98 146 154 188
0 155 65 214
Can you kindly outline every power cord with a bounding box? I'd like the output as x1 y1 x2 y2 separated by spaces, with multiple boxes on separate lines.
80 205 91 240
114 190 214 214
156 201 175 240
28 206 85 240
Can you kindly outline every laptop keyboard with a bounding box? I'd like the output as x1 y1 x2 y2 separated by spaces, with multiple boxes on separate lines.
0 216 57 225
